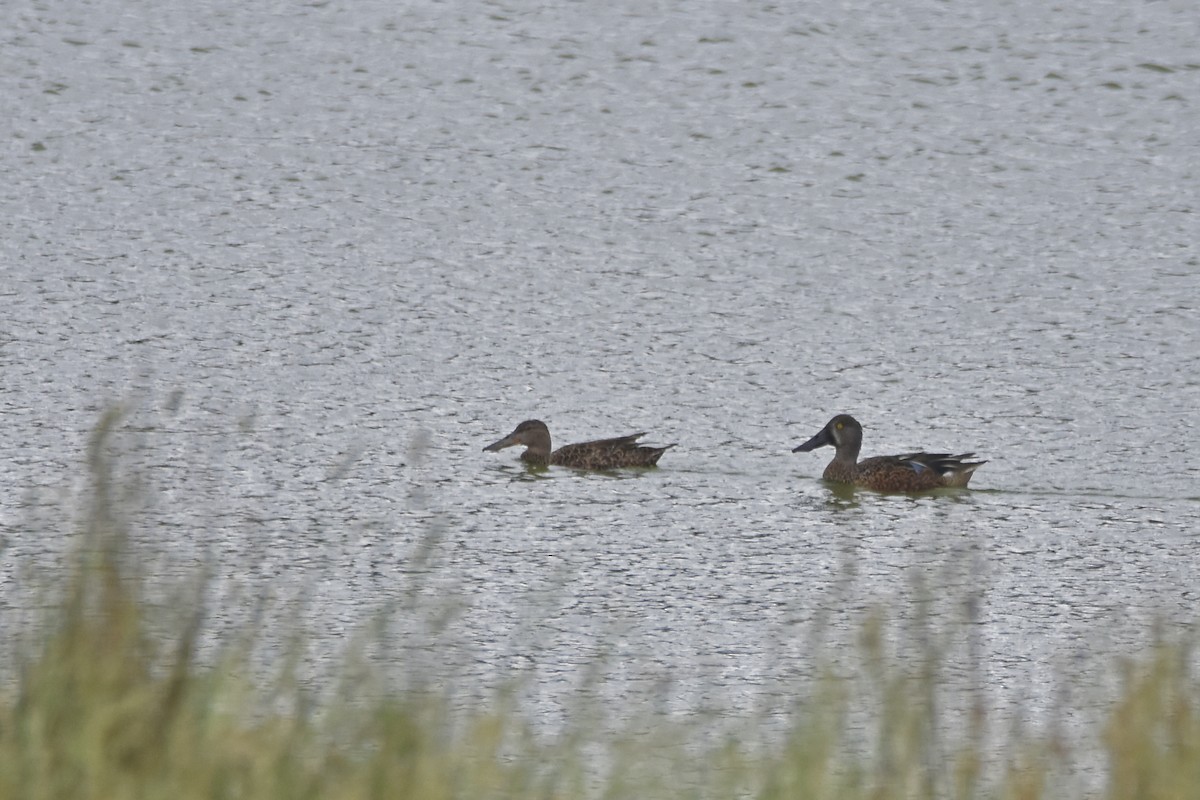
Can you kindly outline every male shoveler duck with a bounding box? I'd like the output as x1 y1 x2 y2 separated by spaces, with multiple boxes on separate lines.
792 414 985 492
483 419 674 470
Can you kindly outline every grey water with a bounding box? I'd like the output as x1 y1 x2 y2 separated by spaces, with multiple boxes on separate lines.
3 0 1198 786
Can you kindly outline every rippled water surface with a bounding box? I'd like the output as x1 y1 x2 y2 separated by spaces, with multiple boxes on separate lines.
3 0 1198 782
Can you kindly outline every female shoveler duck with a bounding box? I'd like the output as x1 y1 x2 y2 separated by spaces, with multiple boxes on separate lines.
484 419 674 470
792 414 985 492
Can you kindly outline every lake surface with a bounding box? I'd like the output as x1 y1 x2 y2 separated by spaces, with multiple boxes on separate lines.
2 0 1198 787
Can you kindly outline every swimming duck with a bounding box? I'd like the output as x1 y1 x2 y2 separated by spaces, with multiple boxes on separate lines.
484 419 673 469
792 414 985 491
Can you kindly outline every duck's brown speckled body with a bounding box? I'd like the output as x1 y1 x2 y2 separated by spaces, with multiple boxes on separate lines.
792 414 985 492
484 419 673 470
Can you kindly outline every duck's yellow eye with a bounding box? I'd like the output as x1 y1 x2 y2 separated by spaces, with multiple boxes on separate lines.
835 422 843 430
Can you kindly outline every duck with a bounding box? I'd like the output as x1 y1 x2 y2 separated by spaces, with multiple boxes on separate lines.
792 414 985 491
484 419 673 469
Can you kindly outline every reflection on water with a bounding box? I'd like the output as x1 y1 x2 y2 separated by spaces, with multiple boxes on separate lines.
487 462 676 481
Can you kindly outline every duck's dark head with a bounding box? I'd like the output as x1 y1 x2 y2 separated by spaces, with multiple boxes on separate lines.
483 419 552 453
792 414 863 457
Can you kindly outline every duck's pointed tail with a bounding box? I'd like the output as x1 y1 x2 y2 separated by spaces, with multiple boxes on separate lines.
944 456 987 487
